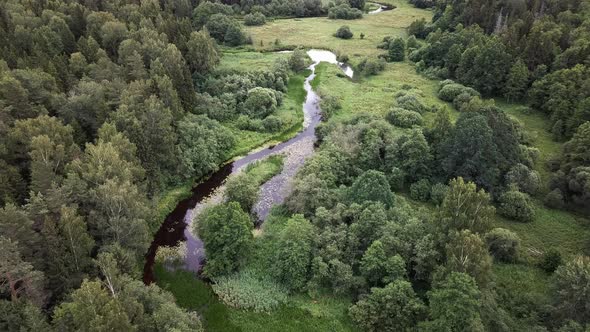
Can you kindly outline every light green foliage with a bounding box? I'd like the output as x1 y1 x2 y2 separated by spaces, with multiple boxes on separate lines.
224 173 259 212
0 300 51 332
437 81 480 103
212 269 288 312
177 114 236 180
386 107 423 128
349 170 394 207
53 280 134 331
289 47 308 72
319 93 342 119
439 178 496 234
349 280 426 332
445 230 493 288
358 57 386 76
242 87 281 119
197 202 253 277
498 187 535 222
421 272 483 331
387 129 432 184
485 228 520 263
553 256 590 324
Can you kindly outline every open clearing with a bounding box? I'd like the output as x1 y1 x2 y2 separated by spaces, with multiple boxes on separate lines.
244 0 432 62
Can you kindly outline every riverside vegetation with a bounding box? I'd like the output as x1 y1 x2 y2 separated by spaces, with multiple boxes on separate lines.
1 0 590 331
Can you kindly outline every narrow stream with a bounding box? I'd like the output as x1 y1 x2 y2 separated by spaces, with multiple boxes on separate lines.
143 50 353 284
368 2 394 14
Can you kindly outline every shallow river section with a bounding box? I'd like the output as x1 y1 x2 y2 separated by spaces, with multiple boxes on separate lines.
143 50 353 284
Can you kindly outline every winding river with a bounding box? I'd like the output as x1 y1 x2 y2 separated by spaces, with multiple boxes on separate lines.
143 50 353 284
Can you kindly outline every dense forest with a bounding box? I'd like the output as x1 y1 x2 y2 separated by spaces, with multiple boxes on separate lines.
0 0 589 331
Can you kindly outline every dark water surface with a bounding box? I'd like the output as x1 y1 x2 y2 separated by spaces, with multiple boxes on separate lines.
143 50 353 284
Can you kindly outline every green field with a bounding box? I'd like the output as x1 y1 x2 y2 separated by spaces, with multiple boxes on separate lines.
218 50 290 72
154 265 358 332
244 0 432 63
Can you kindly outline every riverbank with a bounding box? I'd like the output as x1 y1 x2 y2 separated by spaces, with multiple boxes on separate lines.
153 66 309 225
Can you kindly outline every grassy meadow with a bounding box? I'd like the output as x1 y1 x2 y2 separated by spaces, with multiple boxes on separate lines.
244 0 432 62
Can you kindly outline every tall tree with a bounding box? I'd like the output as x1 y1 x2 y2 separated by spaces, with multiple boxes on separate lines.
197 202 253 277
349 280 426 331
437 177 495 236
186 31 219 74
504 59 529 102
421 272 483 331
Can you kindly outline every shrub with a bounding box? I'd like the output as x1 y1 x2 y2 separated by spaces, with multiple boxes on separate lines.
336 53 349 63
244 12 266 26
335 25 353 39
205 14 245 46
395 90 428 113
262 115 283 132
358 57 386 76
406 35 418 49
388 37 405 62
328 4 363 19
408 18 428 38
242 87 281 118
388 167 405 191
319 94 341 119
224 173 259 212
506 163 541 195
544 188 565 209
386 107 423 128
452 92 474 110
498 188 535 222
236 115 264 131
289 47 307 72
410 179 431 202
538 248 563 273
437 82 480 102
212 269 288 312
485 228 520 263
430 183 449 205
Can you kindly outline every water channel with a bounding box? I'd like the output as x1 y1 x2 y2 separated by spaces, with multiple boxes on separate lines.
143 50 354 284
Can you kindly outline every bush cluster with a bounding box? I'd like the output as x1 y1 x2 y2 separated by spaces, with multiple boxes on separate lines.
386 107 423 128
244 12 266 26
328 4 362 19
335 25 354 39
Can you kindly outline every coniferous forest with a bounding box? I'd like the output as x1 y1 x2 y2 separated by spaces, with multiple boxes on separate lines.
1 0 590 331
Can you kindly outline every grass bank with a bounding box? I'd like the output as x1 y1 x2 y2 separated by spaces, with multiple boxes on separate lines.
154 53 308 228
155 264 358 331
